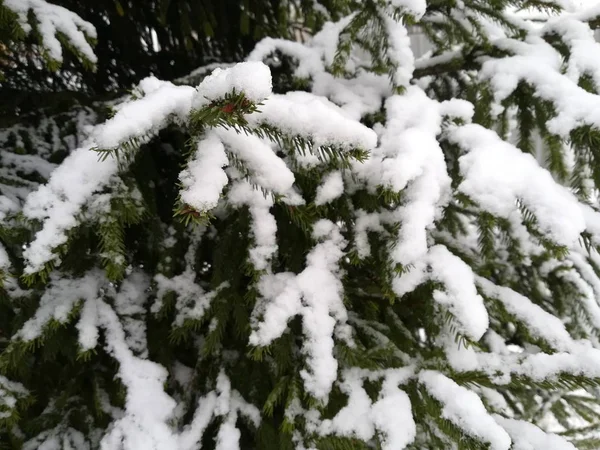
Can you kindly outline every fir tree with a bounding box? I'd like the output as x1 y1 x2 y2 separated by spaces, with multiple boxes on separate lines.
4 0 600 449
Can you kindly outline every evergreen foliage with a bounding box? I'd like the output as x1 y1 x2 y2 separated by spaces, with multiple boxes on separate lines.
4 0 600 449
0 0 339 118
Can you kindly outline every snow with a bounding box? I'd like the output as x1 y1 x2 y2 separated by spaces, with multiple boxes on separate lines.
419 370 512 450
178 392 217 450
0 375 28 418
383 15 415 88
357 88 451 267
21 63 276 274
476 277 574 352
320 370 376 440
390 0 427 18
191 61 272 109
247 91 377 151
23 428 92 450
552 262 600 330
312 72 392 121
394 245 489 341
178 132 229 211
248 38 323 80
451 124 587 247
415 49 462 72
154 261 219 327
178 371 260 450
314 171 344 205
479 30 600 137
216 128 295 195
227 181 278 271
4 0 97 63
22 145 119 274
98 299 179 450
0 244 9 271
493 416 577 450
318 368 416 449
76 295 99 350
16 270 103 342
310 14 356 69
371 374 416 450
353 210 384 258
250 220 350 399
544 17 600 88
114 272 151 357
247 25 393 122
446 337 600 385
93 80 195 149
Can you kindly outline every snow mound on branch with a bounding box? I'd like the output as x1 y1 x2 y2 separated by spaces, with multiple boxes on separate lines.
4 0 97 63
250 220 350 399
179 132 229 212
192 61 272 109
248 92 377 151
493 415 577 450
451 124 587 247
93 80 195 149
394 245 489 341
419 371 512 450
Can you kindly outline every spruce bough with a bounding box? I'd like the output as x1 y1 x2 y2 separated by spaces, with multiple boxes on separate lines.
4 0 600 449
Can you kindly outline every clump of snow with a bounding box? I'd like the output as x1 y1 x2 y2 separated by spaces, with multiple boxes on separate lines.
114 272 151 357
248 38 323 80
451 124 587 247
0 375 28 416
357 88 451 266
23 427 91 450
98 299 179 450
76 294 99 350
192 61 272 109
419 370 512 450
179 133 229 212
446 337 600 385
493 415 577 450
314 171 344 205
178 370 260 450
22 146 118 274
247 19 394 121
21 63 279 276
394 245 489 341
4 0 97 64
318 368 416 449
250 220 350 399
93 80 195 149
479 30 600 137
227 181 278 272
15 270 103 342
154 263 218 328
353 210 385 258
383 15 415 88
476 277 573 352
390 0 427 17
216 128 295 195
371 371 416 449
248 91 378 151
0 244 10 271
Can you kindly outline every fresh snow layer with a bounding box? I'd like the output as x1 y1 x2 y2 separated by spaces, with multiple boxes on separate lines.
419 371 512 450
451 124 587 247
4 0 97 63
